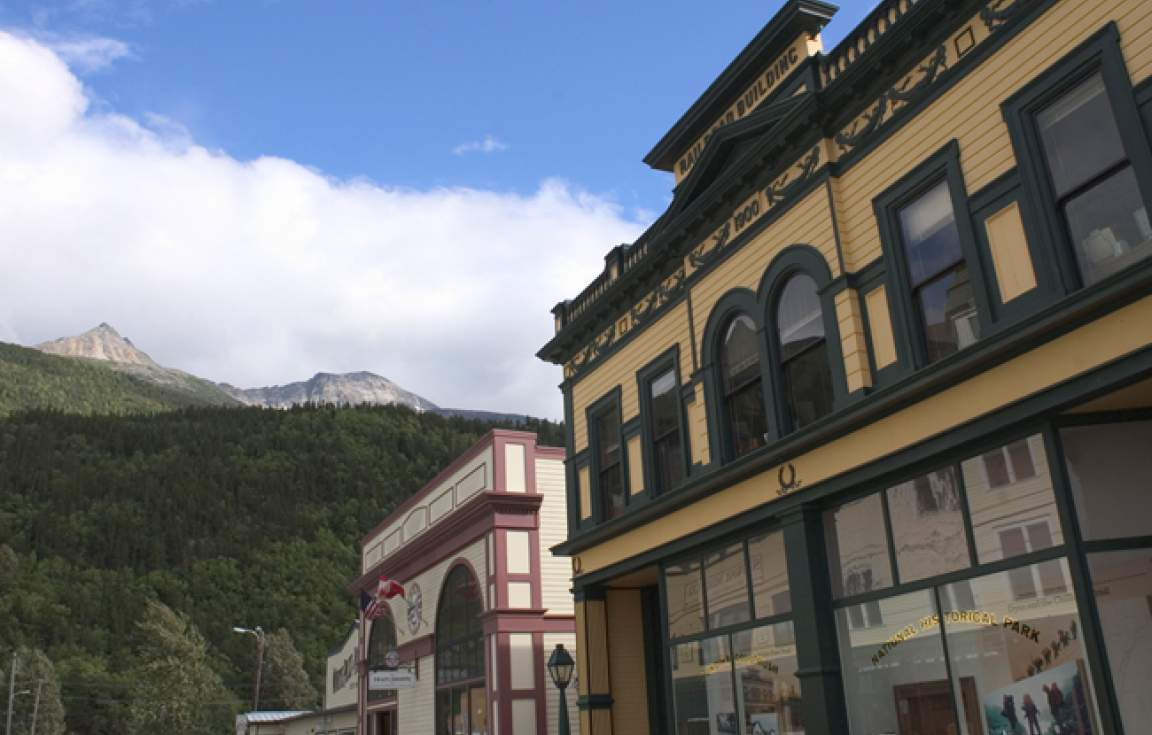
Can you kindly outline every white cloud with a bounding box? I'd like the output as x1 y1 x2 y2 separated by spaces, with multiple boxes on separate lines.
0 30 646 418
452 134 509 156
17 31 133 72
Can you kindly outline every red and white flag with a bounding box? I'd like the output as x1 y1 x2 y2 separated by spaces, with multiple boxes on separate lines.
364 576 405 620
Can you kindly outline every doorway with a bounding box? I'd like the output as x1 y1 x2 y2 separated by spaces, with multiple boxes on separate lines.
371 710 396 735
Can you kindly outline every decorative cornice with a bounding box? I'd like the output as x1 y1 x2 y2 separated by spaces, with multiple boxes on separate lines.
348 492 542 594
540 0 1041 380
359 428 539 545
644 0 837 172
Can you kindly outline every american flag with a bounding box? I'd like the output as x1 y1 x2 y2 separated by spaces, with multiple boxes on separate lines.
362 576 405 619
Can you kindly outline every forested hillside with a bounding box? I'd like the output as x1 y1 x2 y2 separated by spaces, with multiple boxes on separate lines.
0 405 563 734
0 341 222 416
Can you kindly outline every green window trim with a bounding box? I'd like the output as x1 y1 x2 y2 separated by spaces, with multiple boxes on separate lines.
585 386 627 524
636 346 692 499
1002 22 1152 295
873 139 993 374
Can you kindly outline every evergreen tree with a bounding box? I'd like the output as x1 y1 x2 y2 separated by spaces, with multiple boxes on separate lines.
1 647 66 735
126 601 237 735
0 404 565 733
261 629 319 710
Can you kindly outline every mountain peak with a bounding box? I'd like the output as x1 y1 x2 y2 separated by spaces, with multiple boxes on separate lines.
228 371 438 411
37 324 157 367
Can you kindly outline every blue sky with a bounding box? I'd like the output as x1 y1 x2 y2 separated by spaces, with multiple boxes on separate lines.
1 0 876 212
0 0 877 417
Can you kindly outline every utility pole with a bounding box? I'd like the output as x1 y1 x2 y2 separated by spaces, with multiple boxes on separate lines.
29 680 42 735
252 628 265 712
4 651 17 735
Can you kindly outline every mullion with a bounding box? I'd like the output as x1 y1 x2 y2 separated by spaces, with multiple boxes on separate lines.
933 585 967 735
1055 157 1132 208
955 460 980 569
909 253 965 291
880 488 900 587
832 543 1070 609
779 332 825 366
1044 424 1126 735
666 613 796 647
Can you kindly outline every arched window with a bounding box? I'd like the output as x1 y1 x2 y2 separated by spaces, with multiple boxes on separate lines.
720 314 767 458
367 611 397 703
775 273 834 430
435 565 486 735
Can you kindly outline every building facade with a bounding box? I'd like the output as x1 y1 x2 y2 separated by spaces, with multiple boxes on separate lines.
537 1 1152 734
349 430 578 735
235 624 359 735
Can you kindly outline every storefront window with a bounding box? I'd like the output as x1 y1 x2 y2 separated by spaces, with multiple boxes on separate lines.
705 544 751 628
1088 549 1152 733
887 467 970 583
733 624 804 734
748 531 790 618
667 530 803 735
940 560 1098 735
838 589 955 734
826 494 893 598
961 433 1062 564
666 560 705 639
1060 420 1152 540
672 635 736 735
435 565 486 735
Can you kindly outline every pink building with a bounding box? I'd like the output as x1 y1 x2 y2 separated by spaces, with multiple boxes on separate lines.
349 430 577 735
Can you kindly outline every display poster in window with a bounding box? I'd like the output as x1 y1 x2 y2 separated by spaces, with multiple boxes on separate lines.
750 713 780 735
981 660 1096 735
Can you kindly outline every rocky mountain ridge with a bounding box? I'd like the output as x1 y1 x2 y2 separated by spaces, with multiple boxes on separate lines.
220 371 439 411
37 323 241 407
31 324 524 419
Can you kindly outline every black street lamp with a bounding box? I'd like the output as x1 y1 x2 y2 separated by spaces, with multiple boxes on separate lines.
546 644 575 735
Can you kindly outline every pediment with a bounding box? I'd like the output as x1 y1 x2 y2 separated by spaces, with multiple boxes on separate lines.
670 93 809 213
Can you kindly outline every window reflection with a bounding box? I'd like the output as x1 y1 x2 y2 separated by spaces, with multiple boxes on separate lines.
705 544 752 629
1037 73 1151 285
672 636 736 735
887 467 970 583
940 560 1097 735
666 560 705 639
826 495 893 599
721 314 768 458
748 531 791 619
898 179 980 361
1060 420 1152 541
775 274 833 429
733 625 805 734
837 590 956 735
961 434 1063 565
1089 549 1152 733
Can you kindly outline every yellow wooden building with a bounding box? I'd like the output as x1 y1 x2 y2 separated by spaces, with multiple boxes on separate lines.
537 0 1152 733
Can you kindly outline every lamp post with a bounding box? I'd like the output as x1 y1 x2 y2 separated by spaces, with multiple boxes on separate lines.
232 626 266 712
546 644 575 735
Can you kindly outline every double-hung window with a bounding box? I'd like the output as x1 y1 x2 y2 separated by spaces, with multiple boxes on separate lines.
720 314 767 458
1034 73 1151 285
594 407 625 520
895 179 980 363
774 273 833 429
647 366 685 493
1004 25 1152 292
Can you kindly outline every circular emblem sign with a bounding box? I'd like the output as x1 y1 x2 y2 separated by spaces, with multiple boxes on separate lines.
406 583 423 634
383 648 400 670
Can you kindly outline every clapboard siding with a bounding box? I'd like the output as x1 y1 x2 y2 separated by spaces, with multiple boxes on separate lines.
839 0 1152 271
570 300 693 453
688 185 839 331
537 457 574 615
